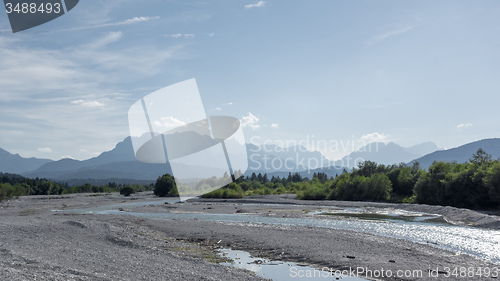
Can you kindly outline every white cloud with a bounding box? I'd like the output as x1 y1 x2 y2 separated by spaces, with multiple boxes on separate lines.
49 16 160 33
208 33 215 38
0 23 185 160
83 101 105 107
87 31 123 49
60 155 75 159
37 147 52 153
360 132 390 143
245 1 265 9
271 123 279 129
114 16 160 26
215 107 222 111
168 33 195 39
457 123 473 129
241 112 260 129
81 16 159 29
0 32 181 102
71 100 105 108
153 116 186 129
371 26 413 44
0 41 87 99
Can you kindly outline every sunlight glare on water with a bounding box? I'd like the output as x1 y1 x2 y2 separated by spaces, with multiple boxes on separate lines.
64 202 500 265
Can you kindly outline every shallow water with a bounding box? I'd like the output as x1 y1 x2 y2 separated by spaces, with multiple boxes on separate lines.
220 248 368 280
59 200 500 265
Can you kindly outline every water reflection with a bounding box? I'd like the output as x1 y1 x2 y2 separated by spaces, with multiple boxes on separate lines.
220 248 368 281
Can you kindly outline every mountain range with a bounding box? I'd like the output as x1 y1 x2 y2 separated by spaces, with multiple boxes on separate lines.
335 142 439 168
411 138 500 169
1 137 499 184
0 148 52 174
21 139 337 182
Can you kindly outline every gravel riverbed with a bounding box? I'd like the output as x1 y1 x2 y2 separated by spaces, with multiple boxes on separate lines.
1 193 499 281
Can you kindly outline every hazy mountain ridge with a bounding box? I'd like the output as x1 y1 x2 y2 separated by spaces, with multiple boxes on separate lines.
22 139 333 181
246 143 328 172
336 142 439 168
3 138 500 182
411 138 500 169
0 148 53 174
29 137 137 173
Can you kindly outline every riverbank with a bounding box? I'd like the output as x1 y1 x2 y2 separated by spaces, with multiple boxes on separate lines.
1 193 499 280
191 194 500 229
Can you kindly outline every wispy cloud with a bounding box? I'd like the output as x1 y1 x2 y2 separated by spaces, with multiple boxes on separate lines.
86 31 123 49
51 16 160 33
0 28 185 159
370 26 413 44
271 123 279 129
245 1 265 9
241 112 260 129
71 99 106 108
60 155 75 160
0 32 181 102
37 147 52 153
457 123 473 129
168 33 195 39
108 16 160 26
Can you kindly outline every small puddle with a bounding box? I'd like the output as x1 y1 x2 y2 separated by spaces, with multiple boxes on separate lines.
219 248 368 281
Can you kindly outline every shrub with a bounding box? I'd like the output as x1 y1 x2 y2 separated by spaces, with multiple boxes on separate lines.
0 183 26 202
120 186 135 197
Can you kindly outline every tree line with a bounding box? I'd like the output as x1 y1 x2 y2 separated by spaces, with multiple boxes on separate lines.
153 148 500 210
0 172 154 202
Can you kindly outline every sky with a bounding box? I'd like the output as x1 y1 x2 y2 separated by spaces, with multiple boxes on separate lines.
0 0 499 161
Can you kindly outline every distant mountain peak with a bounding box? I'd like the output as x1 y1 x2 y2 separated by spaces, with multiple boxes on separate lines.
411 138 500 169
0 147 53 174
339 141 438 168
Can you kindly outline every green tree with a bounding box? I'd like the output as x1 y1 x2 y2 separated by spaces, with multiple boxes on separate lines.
154 174 178 197
386 168 401 194
444 167 474 207
486 161 500 205
365 173 392 201
396 167 414 197
415 162 451 205
39 181 55 195
470 148 492 166
356 160 378 177
120 186 135 197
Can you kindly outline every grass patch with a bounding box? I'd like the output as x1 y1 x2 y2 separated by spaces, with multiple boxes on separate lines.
19 209 37 215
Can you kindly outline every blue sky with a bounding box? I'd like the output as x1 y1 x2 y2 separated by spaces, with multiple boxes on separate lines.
0 0 499 160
